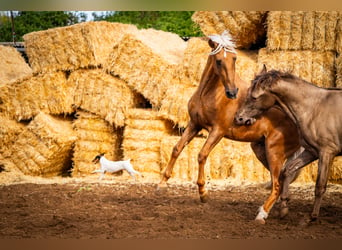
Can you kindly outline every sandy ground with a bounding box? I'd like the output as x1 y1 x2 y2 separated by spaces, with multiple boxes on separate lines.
0 169 341 239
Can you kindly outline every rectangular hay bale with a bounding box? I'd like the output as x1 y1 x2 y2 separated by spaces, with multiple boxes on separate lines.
72 110 122 177
0 72 74 121
105 29 187 107
191 11 267 49
258 48 336 88
122 109 174 177
267 11 340 51
0 45 32 86
23 21 138 73
69 69 138 127
8 112 76 177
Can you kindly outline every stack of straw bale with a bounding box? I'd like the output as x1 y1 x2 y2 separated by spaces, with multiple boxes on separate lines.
105 28 187 107
258 48 336 87
0 45 32 86
122 108 174 177
7 112 76 177
72 110 122 177
261 11 341 88
0 71 74 121
23 21 138 73
69 69 138 127
159 42 258 128
267 11 341 51
192 11 267 49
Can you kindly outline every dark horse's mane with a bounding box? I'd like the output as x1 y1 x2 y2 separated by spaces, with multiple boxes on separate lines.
251 70 298 90
252 69 342 91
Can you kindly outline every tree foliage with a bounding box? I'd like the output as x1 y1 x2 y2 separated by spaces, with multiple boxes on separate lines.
0 11 81 42
0 11 203 42
95 11 203 37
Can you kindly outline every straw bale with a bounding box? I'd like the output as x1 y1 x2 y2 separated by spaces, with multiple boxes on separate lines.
122 108 174 176
0 114 25 155
159 84 196 128
0 45 32 86
173 37 211 88
105 28 187 107
72 110 122 176
70 69 137 127
159 49 258 128
336 55 342 88
23 21 138 73
0 71 74 121
191 11 267 49
267 11 340 51
258 48 335 87
336 12 342 54
7 112 76 177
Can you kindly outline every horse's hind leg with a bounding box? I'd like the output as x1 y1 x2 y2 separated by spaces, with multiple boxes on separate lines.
197 129 223 203
279 149 316 218
311 151 334 221
158 121 200 189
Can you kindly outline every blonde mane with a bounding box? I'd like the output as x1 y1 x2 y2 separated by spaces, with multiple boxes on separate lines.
208 30 236 55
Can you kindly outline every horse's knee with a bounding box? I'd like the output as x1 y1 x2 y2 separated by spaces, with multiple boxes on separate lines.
198 152 207 165
171 146 181 158
314 185 327 197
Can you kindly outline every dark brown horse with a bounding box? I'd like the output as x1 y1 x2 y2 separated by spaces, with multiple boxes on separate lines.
158 32 300 224
235 65 342 222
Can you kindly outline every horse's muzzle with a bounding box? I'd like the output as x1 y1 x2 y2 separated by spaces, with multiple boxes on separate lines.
234 115 256 126
225 88 239 99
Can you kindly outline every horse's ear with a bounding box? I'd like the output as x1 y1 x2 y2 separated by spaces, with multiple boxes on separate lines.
208 39 215 48
261 64 267 74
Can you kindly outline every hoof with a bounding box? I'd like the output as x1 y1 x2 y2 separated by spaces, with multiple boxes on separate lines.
200 191 209 203
263 181 272 190
155 182 168 194
280 207 289 219
254 217 266 225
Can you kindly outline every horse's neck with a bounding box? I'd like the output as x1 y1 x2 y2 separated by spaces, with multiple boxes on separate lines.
273 79 323 124
197 57 219 93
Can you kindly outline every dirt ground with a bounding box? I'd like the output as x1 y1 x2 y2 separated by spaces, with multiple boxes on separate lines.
0 172 341 239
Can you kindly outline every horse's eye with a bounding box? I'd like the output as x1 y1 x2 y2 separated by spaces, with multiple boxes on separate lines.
216 60 222 66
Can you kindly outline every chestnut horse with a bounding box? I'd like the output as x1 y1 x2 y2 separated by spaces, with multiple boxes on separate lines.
235 66 342 222
158 31 300 224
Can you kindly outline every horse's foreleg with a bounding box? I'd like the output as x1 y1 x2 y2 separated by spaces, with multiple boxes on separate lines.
279 149 316 218
255 153 282 224
311 151 334 221
254 133 289 224
197 129 223 203
158 122 199 189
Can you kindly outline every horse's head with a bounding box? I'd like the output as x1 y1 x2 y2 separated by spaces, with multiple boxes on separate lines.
235 65 277 125
208 31 239 99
